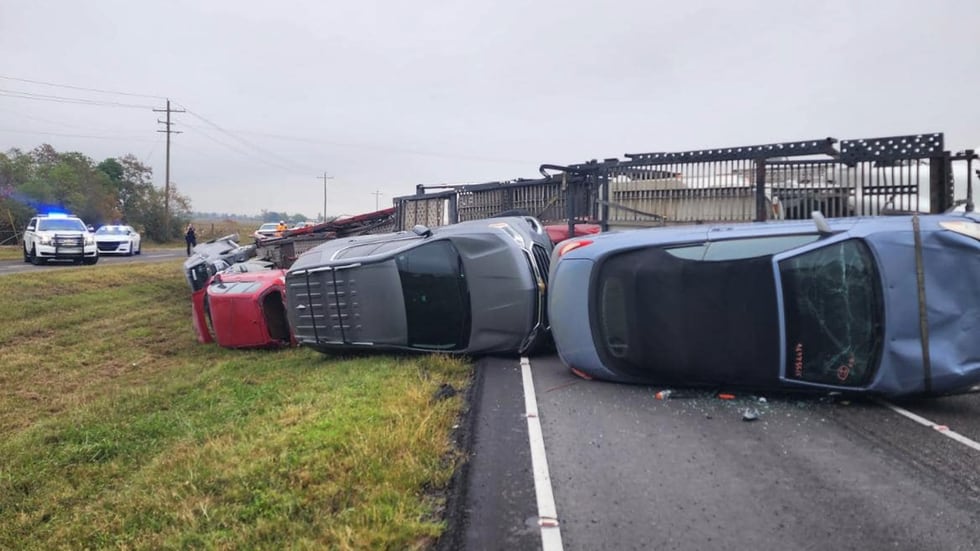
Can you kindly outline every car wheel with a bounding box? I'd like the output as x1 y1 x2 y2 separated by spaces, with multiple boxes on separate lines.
83 255 99 265
135 242 141 255
23 246 30 263
30 246 44 266
126 242 134 256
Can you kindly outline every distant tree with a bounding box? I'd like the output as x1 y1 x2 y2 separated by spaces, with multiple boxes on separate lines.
0 144 195 243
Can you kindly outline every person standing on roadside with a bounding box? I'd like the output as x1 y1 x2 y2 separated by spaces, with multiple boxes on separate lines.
185 223 197 256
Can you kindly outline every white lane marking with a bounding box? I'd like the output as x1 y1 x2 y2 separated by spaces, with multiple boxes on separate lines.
878 399 980 452
521 356 564 551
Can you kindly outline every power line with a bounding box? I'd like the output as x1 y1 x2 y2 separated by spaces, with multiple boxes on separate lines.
141 133 165 165
0 127 155 142
182 123 308 174
178 124 538 165
0 107 125 132
0 89 156 109
175 105 319 173
0 75 167 100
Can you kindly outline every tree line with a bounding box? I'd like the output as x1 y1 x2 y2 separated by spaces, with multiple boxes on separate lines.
0 144 191 244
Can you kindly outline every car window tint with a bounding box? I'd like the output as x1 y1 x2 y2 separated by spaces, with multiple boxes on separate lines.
395 240 470 350
665 235 820 261
778 239 883 387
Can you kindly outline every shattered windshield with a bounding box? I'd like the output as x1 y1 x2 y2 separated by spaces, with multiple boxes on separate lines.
778 239 883 387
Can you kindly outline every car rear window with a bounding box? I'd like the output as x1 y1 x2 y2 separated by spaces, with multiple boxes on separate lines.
778 239 883 387
395 240 470 350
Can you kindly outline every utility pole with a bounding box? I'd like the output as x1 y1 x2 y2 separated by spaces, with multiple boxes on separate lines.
154 99 184 237
371 190 383 211
317 172 334 222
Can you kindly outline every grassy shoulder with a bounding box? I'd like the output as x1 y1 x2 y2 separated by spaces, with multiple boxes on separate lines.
0 260 471 549
0 245 22 261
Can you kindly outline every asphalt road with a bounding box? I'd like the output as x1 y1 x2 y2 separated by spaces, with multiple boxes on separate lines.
0 248 186 276
463 355 980 551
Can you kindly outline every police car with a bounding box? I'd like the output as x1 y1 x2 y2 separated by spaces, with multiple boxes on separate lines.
22 213 99 265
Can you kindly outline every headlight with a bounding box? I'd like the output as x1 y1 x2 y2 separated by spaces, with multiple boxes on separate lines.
38 235 52 245
85 235 95 245
940 221 980 241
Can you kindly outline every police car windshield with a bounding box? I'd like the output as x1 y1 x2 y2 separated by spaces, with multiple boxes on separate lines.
96 226 128 235
37 218 86 232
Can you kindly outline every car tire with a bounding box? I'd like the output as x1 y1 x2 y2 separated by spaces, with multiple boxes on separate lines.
126 243 134 257
135 242 141 255
30 246 44 266
83 255 99 266
23 246 30 263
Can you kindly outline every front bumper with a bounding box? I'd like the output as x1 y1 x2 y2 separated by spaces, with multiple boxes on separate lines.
36 243 98 259
97 240 133 254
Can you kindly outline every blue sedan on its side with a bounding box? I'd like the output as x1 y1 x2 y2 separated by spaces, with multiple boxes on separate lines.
548 213 980 398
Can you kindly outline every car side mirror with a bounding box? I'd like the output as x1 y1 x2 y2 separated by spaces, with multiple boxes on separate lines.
412 224 432 238
87 225 94 232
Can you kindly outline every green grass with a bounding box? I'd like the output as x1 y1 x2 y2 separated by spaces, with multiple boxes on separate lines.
0 260 471 549
0 245 22 261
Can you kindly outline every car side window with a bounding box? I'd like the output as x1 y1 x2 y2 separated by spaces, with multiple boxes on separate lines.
665 234 820 261
26 219 36 231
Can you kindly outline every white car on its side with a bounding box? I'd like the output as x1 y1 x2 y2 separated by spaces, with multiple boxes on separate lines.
94 225 142 256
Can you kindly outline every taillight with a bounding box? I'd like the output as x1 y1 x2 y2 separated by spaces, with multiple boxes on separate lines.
557 239 593 257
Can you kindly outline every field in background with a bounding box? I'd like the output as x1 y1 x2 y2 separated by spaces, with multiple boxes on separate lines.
0 260 470 549
192 219 254 242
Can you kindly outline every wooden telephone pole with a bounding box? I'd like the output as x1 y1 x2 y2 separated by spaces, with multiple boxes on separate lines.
317 172 333 222
154 99 185 237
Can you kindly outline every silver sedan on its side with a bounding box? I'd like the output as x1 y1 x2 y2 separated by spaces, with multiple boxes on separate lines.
285 216 553 356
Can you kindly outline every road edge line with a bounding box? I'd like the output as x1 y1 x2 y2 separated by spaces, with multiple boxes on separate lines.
877 399 980 452
521 356 564 551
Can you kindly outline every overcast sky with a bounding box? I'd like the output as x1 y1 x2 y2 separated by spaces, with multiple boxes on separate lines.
2 0 978 218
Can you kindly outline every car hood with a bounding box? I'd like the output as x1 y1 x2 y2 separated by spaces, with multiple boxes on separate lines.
864 227 980 395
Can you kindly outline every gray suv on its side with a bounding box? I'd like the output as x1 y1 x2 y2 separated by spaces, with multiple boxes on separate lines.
285 216 553 356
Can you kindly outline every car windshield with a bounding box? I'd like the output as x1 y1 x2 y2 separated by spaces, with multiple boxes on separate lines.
37 218 86 232
259 224 278 231
96 226 129 235
395 240 470 350
778 239 883 387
